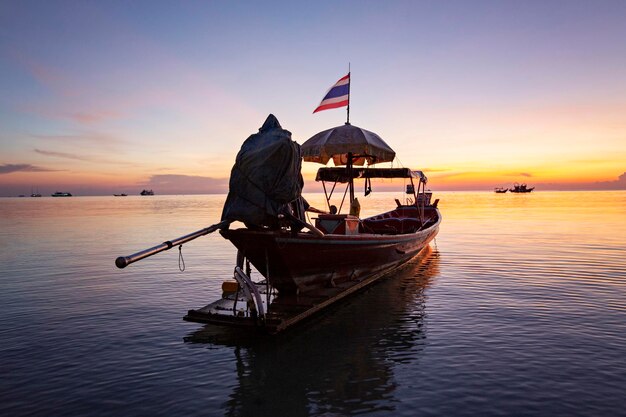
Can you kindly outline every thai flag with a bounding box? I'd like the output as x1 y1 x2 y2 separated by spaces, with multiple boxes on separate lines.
313 73 350 113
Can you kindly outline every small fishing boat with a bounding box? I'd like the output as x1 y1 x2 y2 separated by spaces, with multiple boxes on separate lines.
494 187 508 193
509 183 534 193
114 193 128 197
116 115 440 333
140 189 154 196
218 117 440 296
51 191 72 197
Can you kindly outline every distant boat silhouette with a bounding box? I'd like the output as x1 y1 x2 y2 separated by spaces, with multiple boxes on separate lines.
494 187 508 193
140 189 154 196
509 183 534 193
114 193 128 197
51 191 72 197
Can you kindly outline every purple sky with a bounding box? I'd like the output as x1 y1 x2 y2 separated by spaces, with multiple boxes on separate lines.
1 1 625 195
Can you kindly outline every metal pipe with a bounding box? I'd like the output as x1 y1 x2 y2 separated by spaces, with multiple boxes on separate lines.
234 267 265 317
347 152 354 203
115 220 231 269
322 181 330 211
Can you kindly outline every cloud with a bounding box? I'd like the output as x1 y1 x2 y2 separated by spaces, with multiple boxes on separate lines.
31 132 127 147
14 46 254 129
142 174 229 195
66 111 122 124
540 171 626 190
506 172 533 177
18 55 79 98
11 52 127 126
0 163 57 174
18 103 125 126
34 148 136 166
428 171 471 180
35 148 91 162
595 171 626 189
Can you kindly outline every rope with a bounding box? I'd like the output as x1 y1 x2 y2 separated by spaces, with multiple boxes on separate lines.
178 245 186 272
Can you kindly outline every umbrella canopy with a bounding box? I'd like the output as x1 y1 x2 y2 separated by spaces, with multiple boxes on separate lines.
301 123 396 166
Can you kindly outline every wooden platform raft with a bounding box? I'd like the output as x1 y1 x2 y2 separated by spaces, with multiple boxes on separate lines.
183 253 423 334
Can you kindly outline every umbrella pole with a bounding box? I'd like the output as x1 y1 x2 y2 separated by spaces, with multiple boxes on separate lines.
348 152 354 203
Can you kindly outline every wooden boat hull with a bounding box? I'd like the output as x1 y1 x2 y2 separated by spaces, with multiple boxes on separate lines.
220 209 440 294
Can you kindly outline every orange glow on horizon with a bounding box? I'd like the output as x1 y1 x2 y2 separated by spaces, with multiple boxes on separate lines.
300 163 625 193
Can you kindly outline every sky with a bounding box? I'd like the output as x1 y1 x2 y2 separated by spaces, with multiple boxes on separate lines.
1 0 625 196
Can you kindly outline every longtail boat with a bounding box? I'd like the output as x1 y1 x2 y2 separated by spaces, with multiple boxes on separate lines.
509 183 534 193
115 115 441 333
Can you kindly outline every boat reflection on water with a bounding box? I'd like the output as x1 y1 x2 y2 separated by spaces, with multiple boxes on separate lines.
185 246 440 415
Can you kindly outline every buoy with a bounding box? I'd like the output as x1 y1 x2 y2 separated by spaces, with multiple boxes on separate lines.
222 281 239 293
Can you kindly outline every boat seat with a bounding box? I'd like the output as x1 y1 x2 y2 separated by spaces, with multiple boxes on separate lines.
361 217 426 234
361 218 402 234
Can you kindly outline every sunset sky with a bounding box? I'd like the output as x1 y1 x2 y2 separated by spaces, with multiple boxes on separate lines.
1 0 625 196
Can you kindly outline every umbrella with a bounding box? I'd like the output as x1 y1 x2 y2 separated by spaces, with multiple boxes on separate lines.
301 123 396 166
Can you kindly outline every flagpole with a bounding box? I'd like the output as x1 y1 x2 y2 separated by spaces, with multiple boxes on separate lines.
346 63 354 203
346 63 351 125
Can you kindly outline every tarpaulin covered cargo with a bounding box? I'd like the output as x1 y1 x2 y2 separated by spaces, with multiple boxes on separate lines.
221 114 303 228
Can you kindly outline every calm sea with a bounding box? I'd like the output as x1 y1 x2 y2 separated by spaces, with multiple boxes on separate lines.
1 191 625 417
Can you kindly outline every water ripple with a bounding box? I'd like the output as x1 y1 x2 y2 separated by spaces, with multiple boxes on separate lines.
1 192 625 416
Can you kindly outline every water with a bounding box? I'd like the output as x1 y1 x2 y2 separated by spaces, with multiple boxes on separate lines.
1 191 625 416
